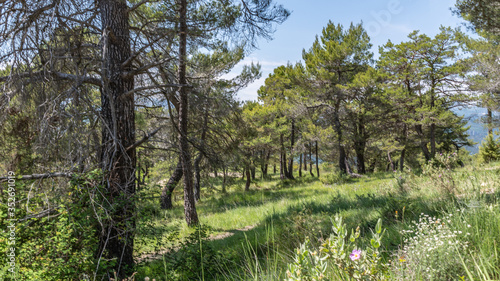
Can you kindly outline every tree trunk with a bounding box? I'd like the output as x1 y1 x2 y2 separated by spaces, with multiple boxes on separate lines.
280 134 287 179
309 143 314 177
213 167 218 178
222 166 227 193
399 124 407 171
161 160 183 209
332 103 346 174
273 164 276 174
387 151 395 171
487 108 493 135
354 116 366 174
288 119 295 179
97 0 136 276
177 0 198 226
430 123 436 158
399 149 405 171
251 164 256 180
303 153 307 170
299 153 302 177
315 141 320 177
193 153 202 201
194 102 208 202
245 165 251 191
415 124 431 161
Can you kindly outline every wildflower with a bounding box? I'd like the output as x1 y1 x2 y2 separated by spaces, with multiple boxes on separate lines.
350 249 362 261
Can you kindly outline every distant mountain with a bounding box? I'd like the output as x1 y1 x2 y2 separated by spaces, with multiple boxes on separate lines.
454 106 499 154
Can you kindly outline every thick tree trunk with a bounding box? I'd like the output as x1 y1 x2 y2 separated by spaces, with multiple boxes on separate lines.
97 0 136 276
355 147 366 174
315 141 320 177
177 0 198 226
245 165 251 191
161 160 183 209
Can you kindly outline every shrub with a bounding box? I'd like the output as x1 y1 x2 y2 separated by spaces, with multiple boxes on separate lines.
285 215 389 281
479 134 500 163
163 225 222 281
320 173 352 186
391 213 471 280
0 172 102 280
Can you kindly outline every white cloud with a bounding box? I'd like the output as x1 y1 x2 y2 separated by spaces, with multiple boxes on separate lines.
220 57 286 101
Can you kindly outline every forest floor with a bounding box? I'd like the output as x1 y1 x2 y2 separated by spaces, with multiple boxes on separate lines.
134 162 500 280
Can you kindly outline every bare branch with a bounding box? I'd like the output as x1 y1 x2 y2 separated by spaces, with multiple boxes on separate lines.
126 127 162 151
0 172 73 183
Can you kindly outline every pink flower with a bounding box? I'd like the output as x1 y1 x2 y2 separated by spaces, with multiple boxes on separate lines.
350 249 361 261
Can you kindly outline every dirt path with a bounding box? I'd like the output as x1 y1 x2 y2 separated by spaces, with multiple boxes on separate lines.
135 225 257 263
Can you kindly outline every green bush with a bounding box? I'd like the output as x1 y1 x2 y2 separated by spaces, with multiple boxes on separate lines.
0 172 101 280
285 215 388 281
320 172 352 185
479 134 500 163
163 225 222 281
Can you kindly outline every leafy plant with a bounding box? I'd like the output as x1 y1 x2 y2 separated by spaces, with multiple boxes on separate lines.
285 215 389 280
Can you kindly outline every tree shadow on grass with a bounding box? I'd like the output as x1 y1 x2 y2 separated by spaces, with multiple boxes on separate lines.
136 188 453 280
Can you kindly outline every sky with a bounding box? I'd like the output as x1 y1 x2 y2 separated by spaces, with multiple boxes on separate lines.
229 0 468 102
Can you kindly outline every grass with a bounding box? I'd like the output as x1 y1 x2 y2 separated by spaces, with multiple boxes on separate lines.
133 161 500 280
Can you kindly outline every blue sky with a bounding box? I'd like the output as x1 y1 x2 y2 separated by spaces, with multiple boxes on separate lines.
230 0 468 101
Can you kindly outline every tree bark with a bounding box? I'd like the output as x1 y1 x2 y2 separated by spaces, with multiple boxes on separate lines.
399 149 405 171
487 108 493 135
97 0 136 276
287 119 295 179
280 134 287 179
299 153 302 177
309 143 314 177
177 0 198 226
222 166 227 193
387 151 395 171
193 153 202 201
161 160 183 209
354 116 366 174
303 153 307 170
245 165 251 191
315 141 320 177
194 103 209 202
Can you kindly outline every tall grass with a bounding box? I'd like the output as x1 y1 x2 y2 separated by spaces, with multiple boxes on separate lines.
135 161 500 280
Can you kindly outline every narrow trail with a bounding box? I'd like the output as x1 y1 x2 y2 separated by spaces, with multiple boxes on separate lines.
135 225 257 263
